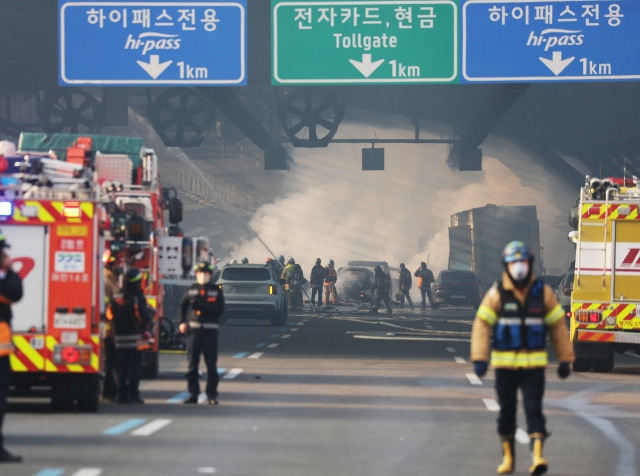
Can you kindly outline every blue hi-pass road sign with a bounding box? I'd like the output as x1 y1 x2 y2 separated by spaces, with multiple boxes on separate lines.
463 0 640 82
59 1 246 85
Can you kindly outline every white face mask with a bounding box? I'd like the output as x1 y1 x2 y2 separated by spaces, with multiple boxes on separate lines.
508 261 530 282
196 273 209 285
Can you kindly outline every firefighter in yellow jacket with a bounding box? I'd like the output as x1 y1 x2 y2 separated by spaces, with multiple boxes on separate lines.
470 241 574 476
0 233 23 463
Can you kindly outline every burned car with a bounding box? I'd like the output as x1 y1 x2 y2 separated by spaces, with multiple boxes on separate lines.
335 266 376 304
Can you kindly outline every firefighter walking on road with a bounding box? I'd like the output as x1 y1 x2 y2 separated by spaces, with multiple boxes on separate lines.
414 262 436 310
179 261 225 405
0 233 24 463
323 259 338 305
369 265 392 314
470 241 574 475
398 263 414 310
106 267 152 404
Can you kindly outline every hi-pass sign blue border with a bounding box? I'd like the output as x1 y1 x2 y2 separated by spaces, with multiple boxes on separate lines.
59 1 247 85
462 0 640 82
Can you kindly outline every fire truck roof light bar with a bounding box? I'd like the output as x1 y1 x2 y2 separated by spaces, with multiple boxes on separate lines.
0 201 12 216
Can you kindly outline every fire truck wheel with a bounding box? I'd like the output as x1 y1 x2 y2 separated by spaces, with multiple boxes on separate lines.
572 357 592 373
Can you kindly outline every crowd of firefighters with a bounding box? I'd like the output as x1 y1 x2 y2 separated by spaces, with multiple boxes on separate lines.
234 255 439 314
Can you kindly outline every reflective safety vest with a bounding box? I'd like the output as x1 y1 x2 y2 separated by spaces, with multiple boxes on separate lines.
491 280 548 368
106 296 149 350
0 321 14 356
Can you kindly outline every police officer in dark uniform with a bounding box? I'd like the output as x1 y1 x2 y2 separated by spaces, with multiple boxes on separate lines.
179 261 225 405
106 267 152 404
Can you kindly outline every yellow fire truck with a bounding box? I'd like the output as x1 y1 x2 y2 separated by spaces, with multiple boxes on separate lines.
569 175 640 372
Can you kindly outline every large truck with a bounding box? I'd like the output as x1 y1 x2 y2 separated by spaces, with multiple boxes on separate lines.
568 176 640 372
448 204 541 291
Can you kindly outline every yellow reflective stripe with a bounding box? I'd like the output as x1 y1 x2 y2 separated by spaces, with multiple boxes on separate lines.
45 335 59 372
146 297 157 309
477 305 498 326
491 350 549 368
80 202 94 218
13 335 44 369
9 353 27 371
67 364 84 372
31 201 55 222
544 303 565 326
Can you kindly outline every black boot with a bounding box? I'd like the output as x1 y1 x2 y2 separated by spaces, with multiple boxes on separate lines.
0 448 22 463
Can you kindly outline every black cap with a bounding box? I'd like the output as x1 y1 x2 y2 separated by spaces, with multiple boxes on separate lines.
0 232 10 249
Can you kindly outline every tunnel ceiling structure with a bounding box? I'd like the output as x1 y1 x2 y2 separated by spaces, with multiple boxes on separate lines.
2 0 640 189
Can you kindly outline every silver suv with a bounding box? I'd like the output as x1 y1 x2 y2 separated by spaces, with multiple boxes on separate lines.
555 271 574 312
217 264 287 326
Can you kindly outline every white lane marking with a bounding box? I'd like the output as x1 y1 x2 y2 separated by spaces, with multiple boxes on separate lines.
466 373 483 385
625 351 640 360
132 419 172 436
516 428 530 444
71 469 103 476
296 321 305 326
454 356 466 364
425 324 434 329
248 352 263 359
280 334 292 339
266 343 279 349
483 399 500 412
223 368 243 380
354 335 470 343
446 347 456 353
198 468 217 474
290 328 299 332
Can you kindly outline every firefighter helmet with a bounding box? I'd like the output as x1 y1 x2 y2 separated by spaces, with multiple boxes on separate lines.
316 258 321 265
328 259 334 266
287 256 295 264
399 263 405 269
502 241 533 264
124 268 142 284
374 265 382 273
194 261 214 274
241 257 249 264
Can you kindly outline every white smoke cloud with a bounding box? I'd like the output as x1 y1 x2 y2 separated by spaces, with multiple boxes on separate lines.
229 110 577 278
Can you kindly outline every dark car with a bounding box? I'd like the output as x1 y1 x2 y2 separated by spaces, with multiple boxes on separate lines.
432 270 483 308
217 264 287 326
335 266 376 303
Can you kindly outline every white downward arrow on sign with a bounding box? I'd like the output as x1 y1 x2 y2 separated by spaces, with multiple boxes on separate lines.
349 54 384 78
137 55 173 79
539 51 574 76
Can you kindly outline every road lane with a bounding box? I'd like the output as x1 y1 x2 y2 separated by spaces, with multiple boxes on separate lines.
4 306 640 475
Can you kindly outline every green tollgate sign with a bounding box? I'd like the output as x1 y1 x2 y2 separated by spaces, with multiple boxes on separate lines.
272 0 458 84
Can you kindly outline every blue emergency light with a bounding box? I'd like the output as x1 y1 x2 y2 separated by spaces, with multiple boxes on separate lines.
0 201 12 217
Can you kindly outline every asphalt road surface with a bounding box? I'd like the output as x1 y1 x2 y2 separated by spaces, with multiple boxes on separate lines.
6 304 640 476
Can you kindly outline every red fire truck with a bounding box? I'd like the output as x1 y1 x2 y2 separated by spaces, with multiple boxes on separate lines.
0 133 184 409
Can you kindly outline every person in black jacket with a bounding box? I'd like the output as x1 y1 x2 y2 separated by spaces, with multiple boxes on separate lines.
398 263 414 310
179 261 225 405
0 233 24 463
106 267 152 404
309 258 325 307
